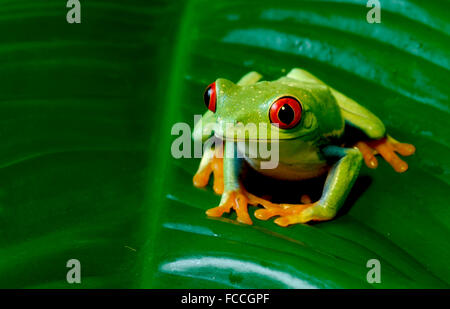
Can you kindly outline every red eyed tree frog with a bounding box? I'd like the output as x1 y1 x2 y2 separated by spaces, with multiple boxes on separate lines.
192 68 415 227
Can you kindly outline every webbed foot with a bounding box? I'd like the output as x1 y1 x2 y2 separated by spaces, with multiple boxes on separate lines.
253 199 335 226
246 192 326 226
355 135 415 173
206 188 326 226
206 190 252 225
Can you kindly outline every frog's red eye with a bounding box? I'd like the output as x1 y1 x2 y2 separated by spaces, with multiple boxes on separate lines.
269 96 302 129
204 82 217 113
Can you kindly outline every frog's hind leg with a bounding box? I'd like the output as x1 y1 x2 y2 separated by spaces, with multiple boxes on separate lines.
246 190 311 210
355 135 415 173
253 146 363 226
286 68 324 84
242 166 315 225
287 68 386 139
249 191 313 224
237 71 263 85
288 68 416 172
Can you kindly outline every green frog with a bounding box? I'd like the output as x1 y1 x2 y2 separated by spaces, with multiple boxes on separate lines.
192 68 415 227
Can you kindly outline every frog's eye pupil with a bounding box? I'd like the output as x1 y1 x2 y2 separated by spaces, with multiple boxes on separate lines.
269 96 302 129
204 87 212 105
278 104 295 125
204 82 217 113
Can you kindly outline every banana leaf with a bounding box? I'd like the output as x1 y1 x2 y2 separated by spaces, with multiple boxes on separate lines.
0 0 448 289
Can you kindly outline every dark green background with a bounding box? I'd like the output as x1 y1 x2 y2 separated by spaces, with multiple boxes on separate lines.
0 0 448 288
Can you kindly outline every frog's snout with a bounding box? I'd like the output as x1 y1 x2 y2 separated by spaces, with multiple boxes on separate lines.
216 120 262 142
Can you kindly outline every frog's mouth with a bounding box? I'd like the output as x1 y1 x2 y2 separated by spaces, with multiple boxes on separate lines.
214 131 311 142
214 117 315 142
214 130 276 143
217 135 278 143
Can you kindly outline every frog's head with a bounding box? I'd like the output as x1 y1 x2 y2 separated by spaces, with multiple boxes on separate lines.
203 78 320 143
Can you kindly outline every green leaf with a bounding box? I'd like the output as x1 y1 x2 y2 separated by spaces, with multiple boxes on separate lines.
0 0 448 289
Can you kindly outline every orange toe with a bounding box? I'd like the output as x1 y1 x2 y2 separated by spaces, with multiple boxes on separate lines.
355 141 378 169
370 138 410 173
355 137 415 173
193 166 212 188
211 156 224 195
206 191 252 225
393 142 416 157
193 154 224 193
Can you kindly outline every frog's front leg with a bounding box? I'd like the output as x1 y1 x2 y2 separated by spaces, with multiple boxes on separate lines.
205 141 253 225
287 68 415 172
193 143 224 194
255 146 362 226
